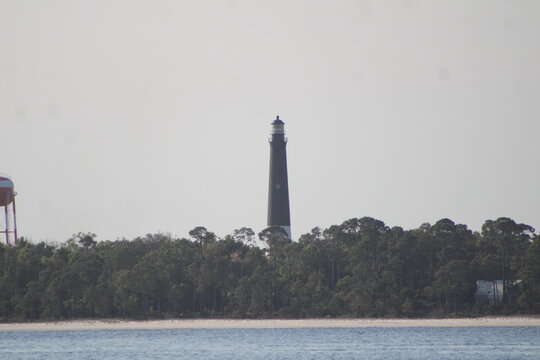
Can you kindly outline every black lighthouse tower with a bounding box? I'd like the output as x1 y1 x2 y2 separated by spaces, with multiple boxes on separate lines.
267 115 291 239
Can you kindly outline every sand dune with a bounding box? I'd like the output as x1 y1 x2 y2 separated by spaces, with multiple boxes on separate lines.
1 317 539 331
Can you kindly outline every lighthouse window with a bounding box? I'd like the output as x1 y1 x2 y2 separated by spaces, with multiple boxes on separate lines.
276 184 281 189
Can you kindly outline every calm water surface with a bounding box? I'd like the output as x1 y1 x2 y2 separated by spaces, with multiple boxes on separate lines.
1 327 539 359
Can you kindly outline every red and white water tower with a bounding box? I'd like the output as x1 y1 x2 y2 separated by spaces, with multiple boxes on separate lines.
0 173 17 245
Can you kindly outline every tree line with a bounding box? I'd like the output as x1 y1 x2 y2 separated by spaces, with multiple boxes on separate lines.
1 216 539 321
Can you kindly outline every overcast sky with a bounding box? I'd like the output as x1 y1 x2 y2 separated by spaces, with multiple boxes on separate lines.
1 1 539 243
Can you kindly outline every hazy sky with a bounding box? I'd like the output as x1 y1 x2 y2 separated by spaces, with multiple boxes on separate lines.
1 1 539 243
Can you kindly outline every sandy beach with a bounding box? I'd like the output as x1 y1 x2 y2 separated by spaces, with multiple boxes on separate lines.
1 317 539 331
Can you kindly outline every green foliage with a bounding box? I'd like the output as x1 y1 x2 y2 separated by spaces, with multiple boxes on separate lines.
0 217 538 321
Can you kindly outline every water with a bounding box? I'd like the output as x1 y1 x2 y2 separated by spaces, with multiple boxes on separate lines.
1 327 539 359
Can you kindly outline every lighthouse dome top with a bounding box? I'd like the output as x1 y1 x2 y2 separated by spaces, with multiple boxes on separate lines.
272 115 284 125
270 116 286 135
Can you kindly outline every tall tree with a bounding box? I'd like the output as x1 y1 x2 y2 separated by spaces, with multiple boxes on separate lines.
478 218 534 306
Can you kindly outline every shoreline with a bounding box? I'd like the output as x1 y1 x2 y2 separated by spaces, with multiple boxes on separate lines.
1 317 540 331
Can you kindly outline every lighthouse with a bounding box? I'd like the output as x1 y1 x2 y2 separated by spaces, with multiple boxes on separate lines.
267 115 291 239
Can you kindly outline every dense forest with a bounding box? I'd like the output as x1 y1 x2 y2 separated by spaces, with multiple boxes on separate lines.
1 216 539 321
